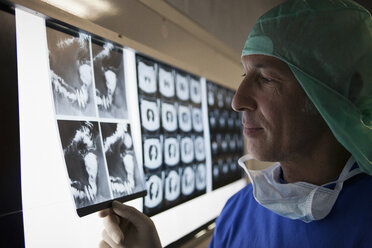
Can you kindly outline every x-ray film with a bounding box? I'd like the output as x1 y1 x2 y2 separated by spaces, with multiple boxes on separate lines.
181 166 195 196
164 137 180 166
56 120 146 216
164 169 180 202
194 136 205 161
192 107 203 132
217 88 225 109
159 66 175 98
58 121 110 209
195 163 206 191
47 27 96 117
140 99 160 132
143 137 163 170
92 41 128 119
178 104 192 132
47 24 146 217
100 123 144 199
180 136 194 164
161 102 178 132
144 174 163 209
176 73 189 101
138 60 157 94
207 83 216 107
190 78 201 104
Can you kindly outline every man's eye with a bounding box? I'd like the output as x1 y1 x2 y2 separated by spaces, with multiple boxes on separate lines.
259 74 273 83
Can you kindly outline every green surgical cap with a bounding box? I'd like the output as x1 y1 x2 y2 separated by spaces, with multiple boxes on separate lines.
242 0 372 174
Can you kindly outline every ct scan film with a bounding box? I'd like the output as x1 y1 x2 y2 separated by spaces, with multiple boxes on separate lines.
207 81 244 190
136 55 207 216
46 22 146 217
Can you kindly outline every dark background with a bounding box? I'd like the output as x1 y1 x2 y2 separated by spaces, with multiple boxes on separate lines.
0 4 24 248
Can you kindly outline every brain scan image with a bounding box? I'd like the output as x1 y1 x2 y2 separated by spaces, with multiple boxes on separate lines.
144 174 163 209
164 170 180 202
219 110 227 129
138 60 156 94
140 99 160 132
180 137 194 164
195 163 206 191
228 112 235 129
178 105 192 132
207 83 216 107
213 163 220 178
190 78 201 104
159 67 175 98
164 137 180 166
217 88 225 108
143 138 162 170
225 91 233 107
192 107 203 132
194 136 205 161
211 139 218 154
161 102 177 132
181 166 195 196
176 73 189 101
209 110 217 130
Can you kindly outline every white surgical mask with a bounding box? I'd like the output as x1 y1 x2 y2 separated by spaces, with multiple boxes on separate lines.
238 155 361 223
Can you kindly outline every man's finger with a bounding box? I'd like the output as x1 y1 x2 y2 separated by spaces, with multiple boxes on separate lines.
101 229 123 248
98 208 113 218
103 214 124 244
112 201 149 227
98 240 112 248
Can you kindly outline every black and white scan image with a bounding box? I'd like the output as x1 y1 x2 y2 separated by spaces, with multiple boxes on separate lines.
217 88 225 109
138 60 156 94
228 111 235 129
144 174 163 209
192 107 203 132
209 110 217 130
92 42 128 119
58 120 110 208
176 73 189 101
178 104 192 132
101 122 145 198
195 163 206 191
194 136 205 161
180 136 194 164
161 102 178 132
143 138 163 170
190 78 201 104
225 90 234 108
181 166 195 196
207 83 216 107
47 28 96 117
221 158 229 175
159 66 175 98
140 99 160 132
164 170 180 202
164 137 180 166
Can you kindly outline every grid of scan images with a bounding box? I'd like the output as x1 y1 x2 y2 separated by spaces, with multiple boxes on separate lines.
136 55 207 216
207 81 244 190
46 23 146 216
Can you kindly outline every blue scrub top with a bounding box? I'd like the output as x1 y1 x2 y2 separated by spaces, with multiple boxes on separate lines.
210 172 372 248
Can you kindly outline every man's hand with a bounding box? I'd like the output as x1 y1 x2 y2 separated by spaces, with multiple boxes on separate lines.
99 201 162 248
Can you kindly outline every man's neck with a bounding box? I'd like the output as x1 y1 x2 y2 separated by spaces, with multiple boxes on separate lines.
280 134 350 185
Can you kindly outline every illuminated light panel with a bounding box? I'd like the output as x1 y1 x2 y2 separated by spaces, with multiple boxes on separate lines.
42 0 118 20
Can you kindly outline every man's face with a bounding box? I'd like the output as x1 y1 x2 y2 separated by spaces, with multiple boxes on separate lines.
232 55 328 162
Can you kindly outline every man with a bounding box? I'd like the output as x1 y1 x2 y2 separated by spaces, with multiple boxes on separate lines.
99 0 372 247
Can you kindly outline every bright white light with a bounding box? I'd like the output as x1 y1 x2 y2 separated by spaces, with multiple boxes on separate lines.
42 0 117 20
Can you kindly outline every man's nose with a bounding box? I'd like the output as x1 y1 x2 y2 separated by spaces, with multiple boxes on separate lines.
231 78 257 112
